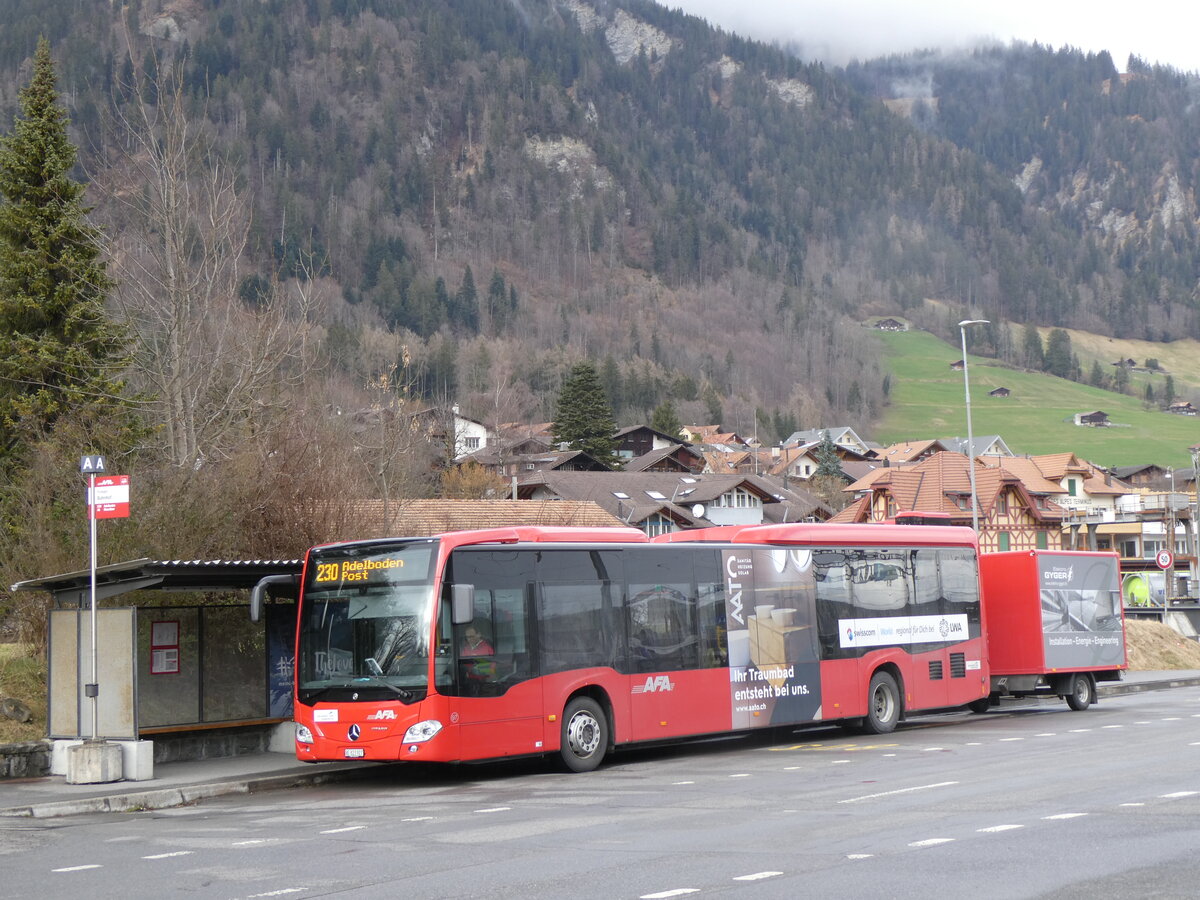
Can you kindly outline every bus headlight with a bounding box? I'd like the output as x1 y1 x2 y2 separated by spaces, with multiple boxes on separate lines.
403 720 443 743
296 724 314 744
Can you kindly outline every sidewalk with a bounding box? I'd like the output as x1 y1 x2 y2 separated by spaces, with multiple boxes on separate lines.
4 670 1199 819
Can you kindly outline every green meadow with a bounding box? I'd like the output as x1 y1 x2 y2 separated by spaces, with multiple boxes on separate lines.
872 329 1200 468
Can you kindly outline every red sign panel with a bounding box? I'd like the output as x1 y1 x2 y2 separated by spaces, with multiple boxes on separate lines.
89 475 131 519
1156 549 1174 571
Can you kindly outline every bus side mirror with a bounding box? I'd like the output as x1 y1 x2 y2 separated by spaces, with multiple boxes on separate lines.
451 584 475 625
250 574 298 623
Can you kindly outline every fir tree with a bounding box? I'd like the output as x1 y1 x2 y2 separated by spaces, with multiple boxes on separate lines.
814 430 848 480
0 39 129 460
650 398 681 438
551 362 618 465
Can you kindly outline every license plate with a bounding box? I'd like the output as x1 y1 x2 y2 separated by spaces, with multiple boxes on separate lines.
344 748 365 758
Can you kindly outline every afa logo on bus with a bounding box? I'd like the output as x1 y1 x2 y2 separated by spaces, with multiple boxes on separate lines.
632 675 675 694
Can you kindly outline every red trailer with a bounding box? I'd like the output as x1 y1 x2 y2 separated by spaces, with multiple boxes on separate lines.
977 550 1127 711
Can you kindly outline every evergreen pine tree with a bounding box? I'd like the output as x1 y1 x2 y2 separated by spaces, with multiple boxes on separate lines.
1164 374 1176 405
0 38 129 460
650 398 681 438
551 362 618 465
814 430 847 480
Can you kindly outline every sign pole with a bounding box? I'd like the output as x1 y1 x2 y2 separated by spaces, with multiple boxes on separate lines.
88 470 99 740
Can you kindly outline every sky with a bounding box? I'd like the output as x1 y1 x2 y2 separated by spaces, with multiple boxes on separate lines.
668 1 1197 74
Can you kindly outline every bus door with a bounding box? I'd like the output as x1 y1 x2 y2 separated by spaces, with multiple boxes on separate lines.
444 551 544 761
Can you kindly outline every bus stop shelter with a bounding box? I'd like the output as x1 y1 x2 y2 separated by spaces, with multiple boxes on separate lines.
13 560 302 752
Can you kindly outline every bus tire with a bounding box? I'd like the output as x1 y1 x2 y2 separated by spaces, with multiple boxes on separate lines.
560 696 608 772
862 671 900 734
1065 674 1094 711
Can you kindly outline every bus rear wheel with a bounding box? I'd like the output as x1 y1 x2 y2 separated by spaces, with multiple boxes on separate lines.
560 696 608 772
862 672 900 734
1065 674 1094 711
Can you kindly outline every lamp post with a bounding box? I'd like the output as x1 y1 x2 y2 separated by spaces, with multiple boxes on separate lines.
959 319 989 533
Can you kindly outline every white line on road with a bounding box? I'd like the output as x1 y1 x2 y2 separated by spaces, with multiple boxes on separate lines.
846 854 874 859
53 865 102 873
1162 717 1182 721
640 890 700 898
143 851 194 859
999 737 1024 742
830 759 850 765
401 817 434 822
474 807 512 813
1068 729 1091 733
1160 791 1198 799
245 890 304 898
233 840 267 846
1102 725 1124 729
672 780 695 784
320 826 366 834
733 872 783 881
977 824 1024 833
729 773 751 778
909 838 955 848
1043 813 1087 820
921 747 944 752
839 781 958 804
1120 803 1145 807
1035 733 1056 737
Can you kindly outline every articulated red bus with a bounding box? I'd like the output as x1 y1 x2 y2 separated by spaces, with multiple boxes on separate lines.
273 522 987 771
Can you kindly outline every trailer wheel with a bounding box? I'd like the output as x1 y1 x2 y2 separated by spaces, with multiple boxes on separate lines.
967 697 992 714
862 672 900 734
1065 674 1094 711
559 696 608 772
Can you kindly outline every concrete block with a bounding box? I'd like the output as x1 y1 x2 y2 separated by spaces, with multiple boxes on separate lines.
120 740 154 781
268 721 297 754
51 739 83 776
66 740 124 784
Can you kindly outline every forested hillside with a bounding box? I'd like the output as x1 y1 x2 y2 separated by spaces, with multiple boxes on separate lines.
3 0 1195 440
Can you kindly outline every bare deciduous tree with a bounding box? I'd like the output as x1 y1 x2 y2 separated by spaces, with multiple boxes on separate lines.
101 56 313 467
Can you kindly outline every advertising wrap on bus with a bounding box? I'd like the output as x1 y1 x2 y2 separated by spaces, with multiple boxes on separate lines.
1038 552 1125 669
722 549 821 729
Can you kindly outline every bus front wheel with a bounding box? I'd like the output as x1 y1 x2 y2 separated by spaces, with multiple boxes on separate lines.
862 672 900 734
560 696 608 772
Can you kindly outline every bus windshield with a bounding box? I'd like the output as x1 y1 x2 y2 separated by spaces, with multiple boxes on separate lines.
297 540 438 704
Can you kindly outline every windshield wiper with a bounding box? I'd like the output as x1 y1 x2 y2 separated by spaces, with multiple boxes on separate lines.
356 659 415 700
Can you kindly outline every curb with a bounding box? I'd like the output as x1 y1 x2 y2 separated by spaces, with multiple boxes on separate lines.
0 763 378 819
1099 676 1200 698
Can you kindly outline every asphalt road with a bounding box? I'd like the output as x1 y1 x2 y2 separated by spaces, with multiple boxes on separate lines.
4 688 1199 899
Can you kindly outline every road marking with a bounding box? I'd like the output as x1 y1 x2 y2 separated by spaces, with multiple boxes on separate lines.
921 747 944 752
1160 791 1198 799
883 753 897 757
977 824 1023 833
839 781 958 804
999 737 1024 742
143 851 194 859
401 817 434 822
234 840 267 846
1035 733 1056 737
1102 725 1124 729
672 780 695 784
846 854 874 860
1162 717 1182 721
830 759 850 765
1135 721 1153 725
965 742 982 746
733 872 783 881
474 807 512 813
640 890 699 898
783 766 802 771
53 865 102 872
909 838 955 848
1068 729 1091 733
729 773 751 778
320 826 366 834
246 890 304 898
1120 803 1145 807
1043 813 1087 820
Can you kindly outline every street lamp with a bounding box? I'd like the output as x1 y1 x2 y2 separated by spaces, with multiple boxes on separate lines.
959 319 989 533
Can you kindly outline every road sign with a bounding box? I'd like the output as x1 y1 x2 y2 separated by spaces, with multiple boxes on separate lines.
80 455 107 473
1155 549 1174 571
88 475 131 519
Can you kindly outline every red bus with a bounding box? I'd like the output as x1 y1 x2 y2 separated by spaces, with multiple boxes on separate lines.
271 522 986 772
